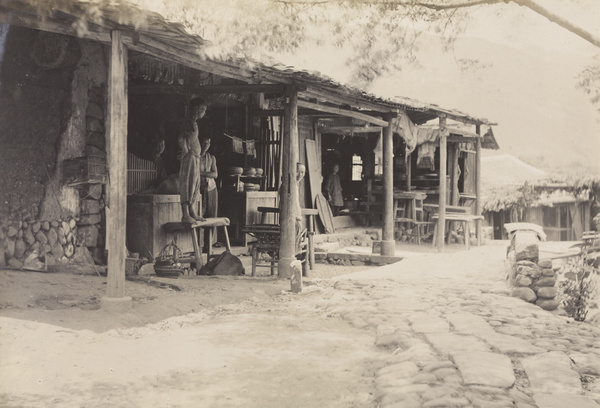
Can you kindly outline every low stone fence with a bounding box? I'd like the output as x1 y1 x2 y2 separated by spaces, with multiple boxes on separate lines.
0 184 105 270
506 230 559 311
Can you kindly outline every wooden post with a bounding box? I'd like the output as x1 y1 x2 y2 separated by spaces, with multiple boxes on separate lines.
380 115 395 256
475 125 482 246
105 30 128 300
279 85 299 280
406 153 411 191
437 116 448 251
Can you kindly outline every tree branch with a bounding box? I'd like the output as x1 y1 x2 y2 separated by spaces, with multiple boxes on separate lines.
275 0 600 48
514 0 600 48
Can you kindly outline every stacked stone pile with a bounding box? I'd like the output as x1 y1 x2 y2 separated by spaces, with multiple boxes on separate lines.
510 259 560 311
507 229 559 311
0 183 105 269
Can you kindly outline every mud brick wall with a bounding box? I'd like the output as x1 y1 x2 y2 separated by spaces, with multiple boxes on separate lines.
506 230 559 311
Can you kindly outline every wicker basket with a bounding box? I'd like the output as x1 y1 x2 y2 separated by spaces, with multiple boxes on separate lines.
154 241 183 278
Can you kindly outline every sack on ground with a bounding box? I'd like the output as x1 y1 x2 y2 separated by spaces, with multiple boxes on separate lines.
199 251 245 276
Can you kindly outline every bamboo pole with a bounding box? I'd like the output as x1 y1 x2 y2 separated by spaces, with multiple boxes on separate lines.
105 30 128 301
437 115 448 252
380 114 395 256
476 125 482 246
279 85 299 281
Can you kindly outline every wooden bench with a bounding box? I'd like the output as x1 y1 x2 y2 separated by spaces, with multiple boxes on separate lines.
163 217 231 268
431 213 483 250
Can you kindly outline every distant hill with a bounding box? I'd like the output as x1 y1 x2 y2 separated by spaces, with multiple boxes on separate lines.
368 36 600 174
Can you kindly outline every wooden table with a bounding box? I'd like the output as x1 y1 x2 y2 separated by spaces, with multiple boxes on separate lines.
255 206 318 271
423 204 471 215
163 217 231 268
431 213 483 250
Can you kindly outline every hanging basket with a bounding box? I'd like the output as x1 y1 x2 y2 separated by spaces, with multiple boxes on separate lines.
154 240 183 278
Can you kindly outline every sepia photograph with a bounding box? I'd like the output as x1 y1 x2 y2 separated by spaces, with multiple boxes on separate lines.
0 0 599 406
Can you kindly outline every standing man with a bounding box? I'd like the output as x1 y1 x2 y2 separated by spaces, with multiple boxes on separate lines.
178 98 207 224
324 163 344 216
198 135 218 250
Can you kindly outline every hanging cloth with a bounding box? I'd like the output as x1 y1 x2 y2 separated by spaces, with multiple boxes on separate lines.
245 140 256 157
232 136 244 154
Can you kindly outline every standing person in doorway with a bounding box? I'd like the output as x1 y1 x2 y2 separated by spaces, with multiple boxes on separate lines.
324 163 344 216
198 135 219 251
178 98 207 224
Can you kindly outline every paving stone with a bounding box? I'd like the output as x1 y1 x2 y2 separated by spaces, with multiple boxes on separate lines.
445 313 495 336
409 312 450 333
493 324 530 337
425 333 491 356
382 397 422 408
423 361 456 373
377 361 420 378
423 397 470 407
568 352 600 376
508 388 536 404
451 351 515 388
412 372 437 384
470 398 515 408
433 367 460 380
532 393 599 408
521 352 583 394
478 332 545 354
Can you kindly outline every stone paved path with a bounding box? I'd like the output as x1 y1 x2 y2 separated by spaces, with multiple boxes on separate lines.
315 243 600 408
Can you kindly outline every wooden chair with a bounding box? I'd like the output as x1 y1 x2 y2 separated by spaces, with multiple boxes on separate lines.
242 224 309 277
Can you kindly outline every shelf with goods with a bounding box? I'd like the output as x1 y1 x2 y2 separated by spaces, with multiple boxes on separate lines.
225 174 265 192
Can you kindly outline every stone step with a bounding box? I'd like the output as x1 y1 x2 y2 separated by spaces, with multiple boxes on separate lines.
315 251 402 266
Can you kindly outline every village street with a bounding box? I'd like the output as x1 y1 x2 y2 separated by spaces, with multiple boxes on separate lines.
1 242 600 408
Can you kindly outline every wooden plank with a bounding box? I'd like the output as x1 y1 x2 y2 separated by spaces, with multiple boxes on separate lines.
305 139 320 208
315 193 335 234
106 30 128 298
298 100 388 127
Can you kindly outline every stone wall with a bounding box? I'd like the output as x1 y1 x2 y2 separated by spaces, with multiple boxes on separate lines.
506 230 560 311
0 27 108 269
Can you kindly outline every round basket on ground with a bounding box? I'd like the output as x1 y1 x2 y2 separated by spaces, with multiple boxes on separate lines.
154 263 183 278
154 241 184 278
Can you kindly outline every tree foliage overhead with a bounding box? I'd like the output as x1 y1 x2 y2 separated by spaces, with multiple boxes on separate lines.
149 0 470 86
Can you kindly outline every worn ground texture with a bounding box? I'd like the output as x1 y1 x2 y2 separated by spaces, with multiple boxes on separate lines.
1 242 599 408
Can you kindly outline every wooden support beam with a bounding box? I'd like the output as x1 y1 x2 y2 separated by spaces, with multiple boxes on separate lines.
129 83 287 95
437 116 448 252
380 115 396 256
300 87 397 113
279 85 299 281
297 100 388 127
475 125 482 246
106 30 128 298
319 126 382 135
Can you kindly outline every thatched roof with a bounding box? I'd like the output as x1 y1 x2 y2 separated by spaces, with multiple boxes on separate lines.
481 155 596 212
482 154 547 190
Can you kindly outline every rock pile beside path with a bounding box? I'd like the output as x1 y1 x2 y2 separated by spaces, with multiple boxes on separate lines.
510 259 560 311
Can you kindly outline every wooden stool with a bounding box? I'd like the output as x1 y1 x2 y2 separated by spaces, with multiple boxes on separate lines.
163 217 231 269
431 214 483 250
